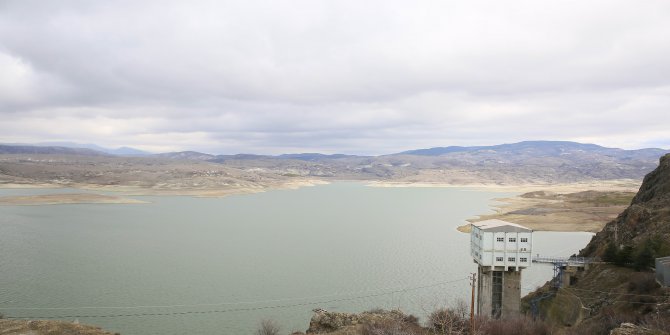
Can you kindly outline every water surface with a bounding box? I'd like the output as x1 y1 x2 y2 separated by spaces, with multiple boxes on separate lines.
0 183 592 334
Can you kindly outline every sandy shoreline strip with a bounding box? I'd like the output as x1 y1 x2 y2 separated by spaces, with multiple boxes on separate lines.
0 179 330 204
0 193 148 205
366 179 641 193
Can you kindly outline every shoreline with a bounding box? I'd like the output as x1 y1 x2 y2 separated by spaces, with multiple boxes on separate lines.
0 179 330 205
366 179 641 193
0 193 148 205
456 189 637 234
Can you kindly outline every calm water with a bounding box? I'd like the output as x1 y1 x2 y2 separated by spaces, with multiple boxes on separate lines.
0 183 592 334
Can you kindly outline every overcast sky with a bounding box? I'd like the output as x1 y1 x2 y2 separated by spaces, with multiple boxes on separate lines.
1 0 669 155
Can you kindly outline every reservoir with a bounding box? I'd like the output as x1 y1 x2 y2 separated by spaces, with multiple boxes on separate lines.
0 183 593 334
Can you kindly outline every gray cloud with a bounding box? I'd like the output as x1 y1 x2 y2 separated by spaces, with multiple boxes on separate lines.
1 0 669 154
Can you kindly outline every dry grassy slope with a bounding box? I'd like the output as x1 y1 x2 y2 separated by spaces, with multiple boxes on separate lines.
523 264 670 334
0 154 293 192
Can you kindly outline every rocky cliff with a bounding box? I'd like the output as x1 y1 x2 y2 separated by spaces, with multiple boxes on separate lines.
581 153 670 257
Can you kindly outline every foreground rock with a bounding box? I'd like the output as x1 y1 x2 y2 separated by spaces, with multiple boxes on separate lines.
609 322 658 335
0 319 117 335
305 309 418 334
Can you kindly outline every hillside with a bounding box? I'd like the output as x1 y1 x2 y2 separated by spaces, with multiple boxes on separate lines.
524 154 670 334
581 153 670 258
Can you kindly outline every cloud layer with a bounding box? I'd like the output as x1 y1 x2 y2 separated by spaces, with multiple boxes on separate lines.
1 0 669 154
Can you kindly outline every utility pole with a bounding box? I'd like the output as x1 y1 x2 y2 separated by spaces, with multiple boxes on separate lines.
470 272 476 334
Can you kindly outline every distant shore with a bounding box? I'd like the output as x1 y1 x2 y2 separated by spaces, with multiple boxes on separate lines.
0 179 329 205
456 189 637 233
0 179 638 221
366 179 641 193
0 193 147 205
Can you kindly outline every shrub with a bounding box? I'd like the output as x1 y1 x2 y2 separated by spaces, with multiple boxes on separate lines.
615 245 634 266
479 317 551 335
603 242 618 263
402 313 420 326
257 319 280 335
361 319 422 335
627 272 659 295
633 241 655 270
428 307 468 334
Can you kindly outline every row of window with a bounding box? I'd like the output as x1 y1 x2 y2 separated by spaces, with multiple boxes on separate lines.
494 257 528 262
495 237 528 243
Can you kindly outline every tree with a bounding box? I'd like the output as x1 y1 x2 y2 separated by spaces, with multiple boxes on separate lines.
615 245 634 266
603 242 618 263
257 319 280 335
633 240 655 271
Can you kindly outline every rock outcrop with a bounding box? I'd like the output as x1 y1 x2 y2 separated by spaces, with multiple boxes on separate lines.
305 309 415 334
0 319 117 335
609 322 658 335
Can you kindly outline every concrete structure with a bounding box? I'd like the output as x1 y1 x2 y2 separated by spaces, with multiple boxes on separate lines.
470 219 532 319
656 256 670 286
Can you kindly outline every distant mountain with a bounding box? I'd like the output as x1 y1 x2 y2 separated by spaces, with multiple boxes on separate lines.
105 146 150 156
154 151 215 160
277 153 362 161
0 144 108 156
396 141 665 157
28 142 151 156
1 141 668 185
397 146 475 156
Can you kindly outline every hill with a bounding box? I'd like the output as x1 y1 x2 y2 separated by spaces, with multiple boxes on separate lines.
0 144 108 156
581 153 670 259
0 141 668 194
523 153 670 334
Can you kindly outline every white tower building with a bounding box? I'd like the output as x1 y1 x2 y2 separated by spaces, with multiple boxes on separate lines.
470 219 532 319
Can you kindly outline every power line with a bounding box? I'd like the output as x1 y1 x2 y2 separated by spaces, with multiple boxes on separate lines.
3 277 469 319
0 277 468 311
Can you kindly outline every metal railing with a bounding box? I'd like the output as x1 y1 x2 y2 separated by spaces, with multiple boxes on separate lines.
532 256 594 266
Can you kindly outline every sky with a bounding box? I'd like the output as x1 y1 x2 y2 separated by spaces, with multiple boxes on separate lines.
1 0 669 155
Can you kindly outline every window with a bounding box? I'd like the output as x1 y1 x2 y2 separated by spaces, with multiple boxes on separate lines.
496 237 504 242
509 237 516 242
520 257 528 262
508 257 516 262
496 257 503 262
520 237 528 243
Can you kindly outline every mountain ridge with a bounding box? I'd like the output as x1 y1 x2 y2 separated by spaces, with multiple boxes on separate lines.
1 141 668 188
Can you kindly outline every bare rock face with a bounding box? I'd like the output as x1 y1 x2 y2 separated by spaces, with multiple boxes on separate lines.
609 322 658 335
306 309 411 334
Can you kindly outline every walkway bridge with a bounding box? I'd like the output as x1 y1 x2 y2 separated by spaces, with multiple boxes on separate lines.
532 256 594 266
532 256 595 289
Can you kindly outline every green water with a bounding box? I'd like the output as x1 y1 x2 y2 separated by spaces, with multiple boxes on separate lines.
0 183 592 334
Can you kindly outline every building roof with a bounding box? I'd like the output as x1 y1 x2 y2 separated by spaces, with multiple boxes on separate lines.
471 219 532 233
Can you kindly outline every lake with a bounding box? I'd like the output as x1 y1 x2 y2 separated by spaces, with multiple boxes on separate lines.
0 183 593 334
